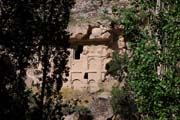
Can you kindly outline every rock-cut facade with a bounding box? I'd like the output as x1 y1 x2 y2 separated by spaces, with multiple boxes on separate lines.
64 24 126 92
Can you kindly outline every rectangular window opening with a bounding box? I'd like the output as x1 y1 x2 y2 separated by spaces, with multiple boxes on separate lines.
84 73 88 79
75 45 83 59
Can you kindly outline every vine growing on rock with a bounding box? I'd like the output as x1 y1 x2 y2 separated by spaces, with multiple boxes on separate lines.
107 0 180 119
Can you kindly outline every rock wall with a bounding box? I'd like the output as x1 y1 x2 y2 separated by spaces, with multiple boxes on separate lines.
26 0 129 92
25 1 130 119
64 45 112 93
65 14 127 92
70 0 130 25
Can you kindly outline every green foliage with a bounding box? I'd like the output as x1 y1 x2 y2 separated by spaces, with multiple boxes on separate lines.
112 0 180 120
106 51 128 81
73 106 93 120
107 0 180 119
62 103 93 120
111 87 138 120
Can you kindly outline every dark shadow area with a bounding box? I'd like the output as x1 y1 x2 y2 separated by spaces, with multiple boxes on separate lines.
75 45 83 59
0 55 30 120
84 73 88 79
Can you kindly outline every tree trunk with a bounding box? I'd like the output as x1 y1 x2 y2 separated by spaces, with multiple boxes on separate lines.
40 45 49 120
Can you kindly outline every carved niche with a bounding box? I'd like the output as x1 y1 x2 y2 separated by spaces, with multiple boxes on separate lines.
88 58 97 70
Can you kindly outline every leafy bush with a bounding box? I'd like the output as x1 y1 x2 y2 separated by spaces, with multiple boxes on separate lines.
62 102 93 120
74 106 93 118
109 0 180 119
106 51 128 82
111 87 138 120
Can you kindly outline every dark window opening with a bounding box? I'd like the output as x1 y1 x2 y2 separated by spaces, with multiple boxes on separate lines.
84 73 88 79
75 45 83 59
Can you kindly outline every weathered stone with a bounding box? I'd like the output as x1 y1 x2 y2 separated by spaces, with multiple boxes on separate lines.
65 44 113 91
97 92 111 99
88 84 100 94
90 98 113 120
70 0 130 25
63 113 79 120
89 25 108 39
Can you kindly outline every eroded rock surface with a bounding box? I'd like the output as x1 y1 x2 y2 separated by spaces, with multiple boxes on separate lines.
25 0 130 119
90 97 113 120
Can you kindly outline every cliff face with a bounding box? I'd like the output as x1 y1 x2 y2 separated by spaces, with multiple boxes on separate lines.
68 0 129 41
26 1 129 120
61 1 129 120
69 0 129 25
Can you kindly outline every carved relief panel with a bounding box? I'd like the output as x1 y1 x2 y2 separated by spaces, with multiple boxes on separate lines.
88 58 97 70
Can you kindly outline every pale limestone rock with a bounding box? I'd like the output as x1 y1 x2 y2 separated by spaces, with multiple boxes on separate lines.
63 113 79 120
65 45 114 91
26 24 126 95
88 80 100 93
101 31 111 39
97 92 111 99
89 25 108 39
68 25 87 38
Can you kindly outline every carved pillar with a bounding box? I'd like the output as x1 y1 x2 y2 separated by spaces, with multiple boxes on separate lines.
82 46 88 84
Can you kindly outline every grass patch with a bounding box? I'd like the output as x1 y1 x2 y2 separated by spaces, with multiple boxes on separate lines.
61 87 92 106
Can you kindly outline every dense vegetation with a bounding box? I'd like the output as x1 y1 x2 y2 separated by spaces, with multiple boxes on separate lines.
107 0 180 119
0 0 74 119
1 0 180 119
